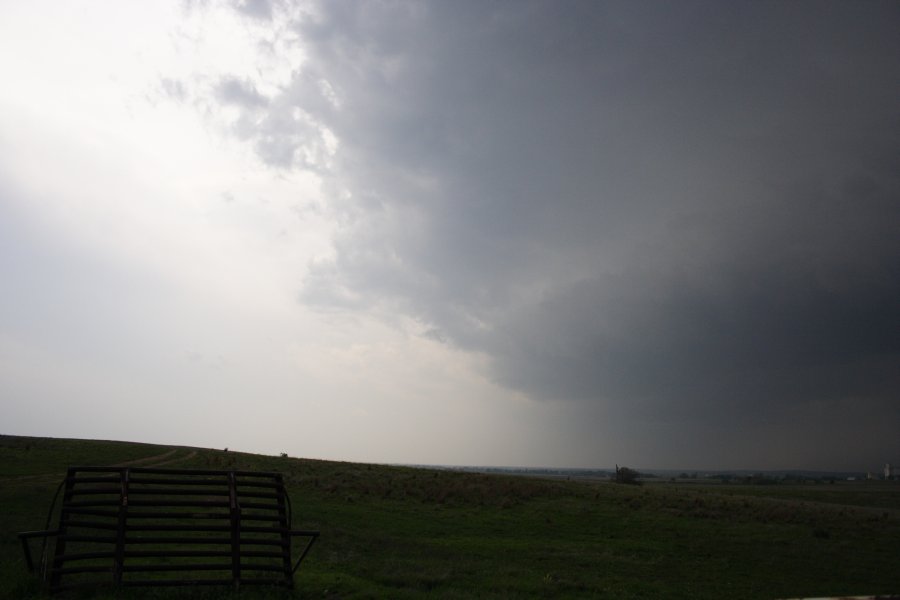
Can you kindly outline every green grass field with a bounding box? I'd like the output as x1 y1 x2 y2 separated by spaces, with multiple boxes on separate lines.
2 434 898 599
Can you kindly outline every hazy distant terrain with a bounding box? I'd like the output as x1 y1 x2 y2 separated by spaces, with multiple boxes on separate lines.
2 435 899 598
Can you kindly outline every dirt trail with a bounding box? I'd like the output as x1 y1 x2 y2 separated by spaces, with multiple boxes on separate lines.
2 473 65 485
111 448 179 467
4 448 200 486
143 450 198 467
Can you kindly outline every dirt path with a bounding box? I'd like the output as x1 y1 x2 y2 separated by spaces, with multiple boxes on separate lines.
4 448 200 486
111 448 179 467
144 450 198 467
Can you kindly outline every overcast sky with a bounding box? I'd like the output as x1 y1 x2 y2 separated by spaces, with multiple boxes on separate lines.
1 0 897 471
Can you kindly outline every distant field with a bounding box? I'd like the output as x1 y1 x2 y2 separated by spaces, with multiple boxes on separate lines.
2 434 898 599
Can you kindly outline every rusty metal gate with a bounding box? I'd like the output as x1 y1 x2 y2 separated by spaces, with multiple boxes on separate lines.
19 466 319 593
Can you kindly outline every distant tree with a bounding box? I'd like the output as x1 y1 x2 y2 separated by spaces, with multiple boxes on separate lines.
614 465 641 485
280 452 288 458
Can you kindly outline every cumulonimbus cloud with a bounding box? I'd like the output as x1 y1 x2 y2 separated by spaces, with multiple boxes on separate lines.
216 1 900 448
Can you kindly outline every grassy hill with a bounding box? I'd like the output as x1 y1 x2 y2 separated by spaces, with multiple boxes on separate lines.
2 434 898 598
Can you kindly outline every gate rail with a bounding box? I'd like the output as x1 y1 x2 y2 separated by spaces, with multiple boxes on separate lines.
18 466 319 593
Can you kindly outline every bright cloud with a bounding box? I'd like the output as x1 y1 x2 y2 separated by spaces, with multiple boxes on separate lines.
1 0 897 471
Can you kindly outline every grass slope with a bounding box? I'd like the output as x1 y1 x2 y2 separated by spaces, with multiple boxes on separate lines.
1 434 898 599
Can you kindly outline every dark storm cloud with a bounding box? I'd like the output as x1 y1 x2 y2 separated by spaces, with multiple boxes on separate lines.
159 78 188 103
215 76 268 108
213 74 338 169
225 1 900 462
232 0 276 20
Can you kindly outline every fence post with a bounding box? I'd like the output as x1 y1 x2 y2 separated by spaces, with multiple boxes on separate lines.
229 471 241 588
114 468 130 585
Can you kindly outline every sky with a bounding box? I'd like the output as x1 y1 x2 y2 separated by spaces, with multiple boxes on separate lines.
1 0 898 472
